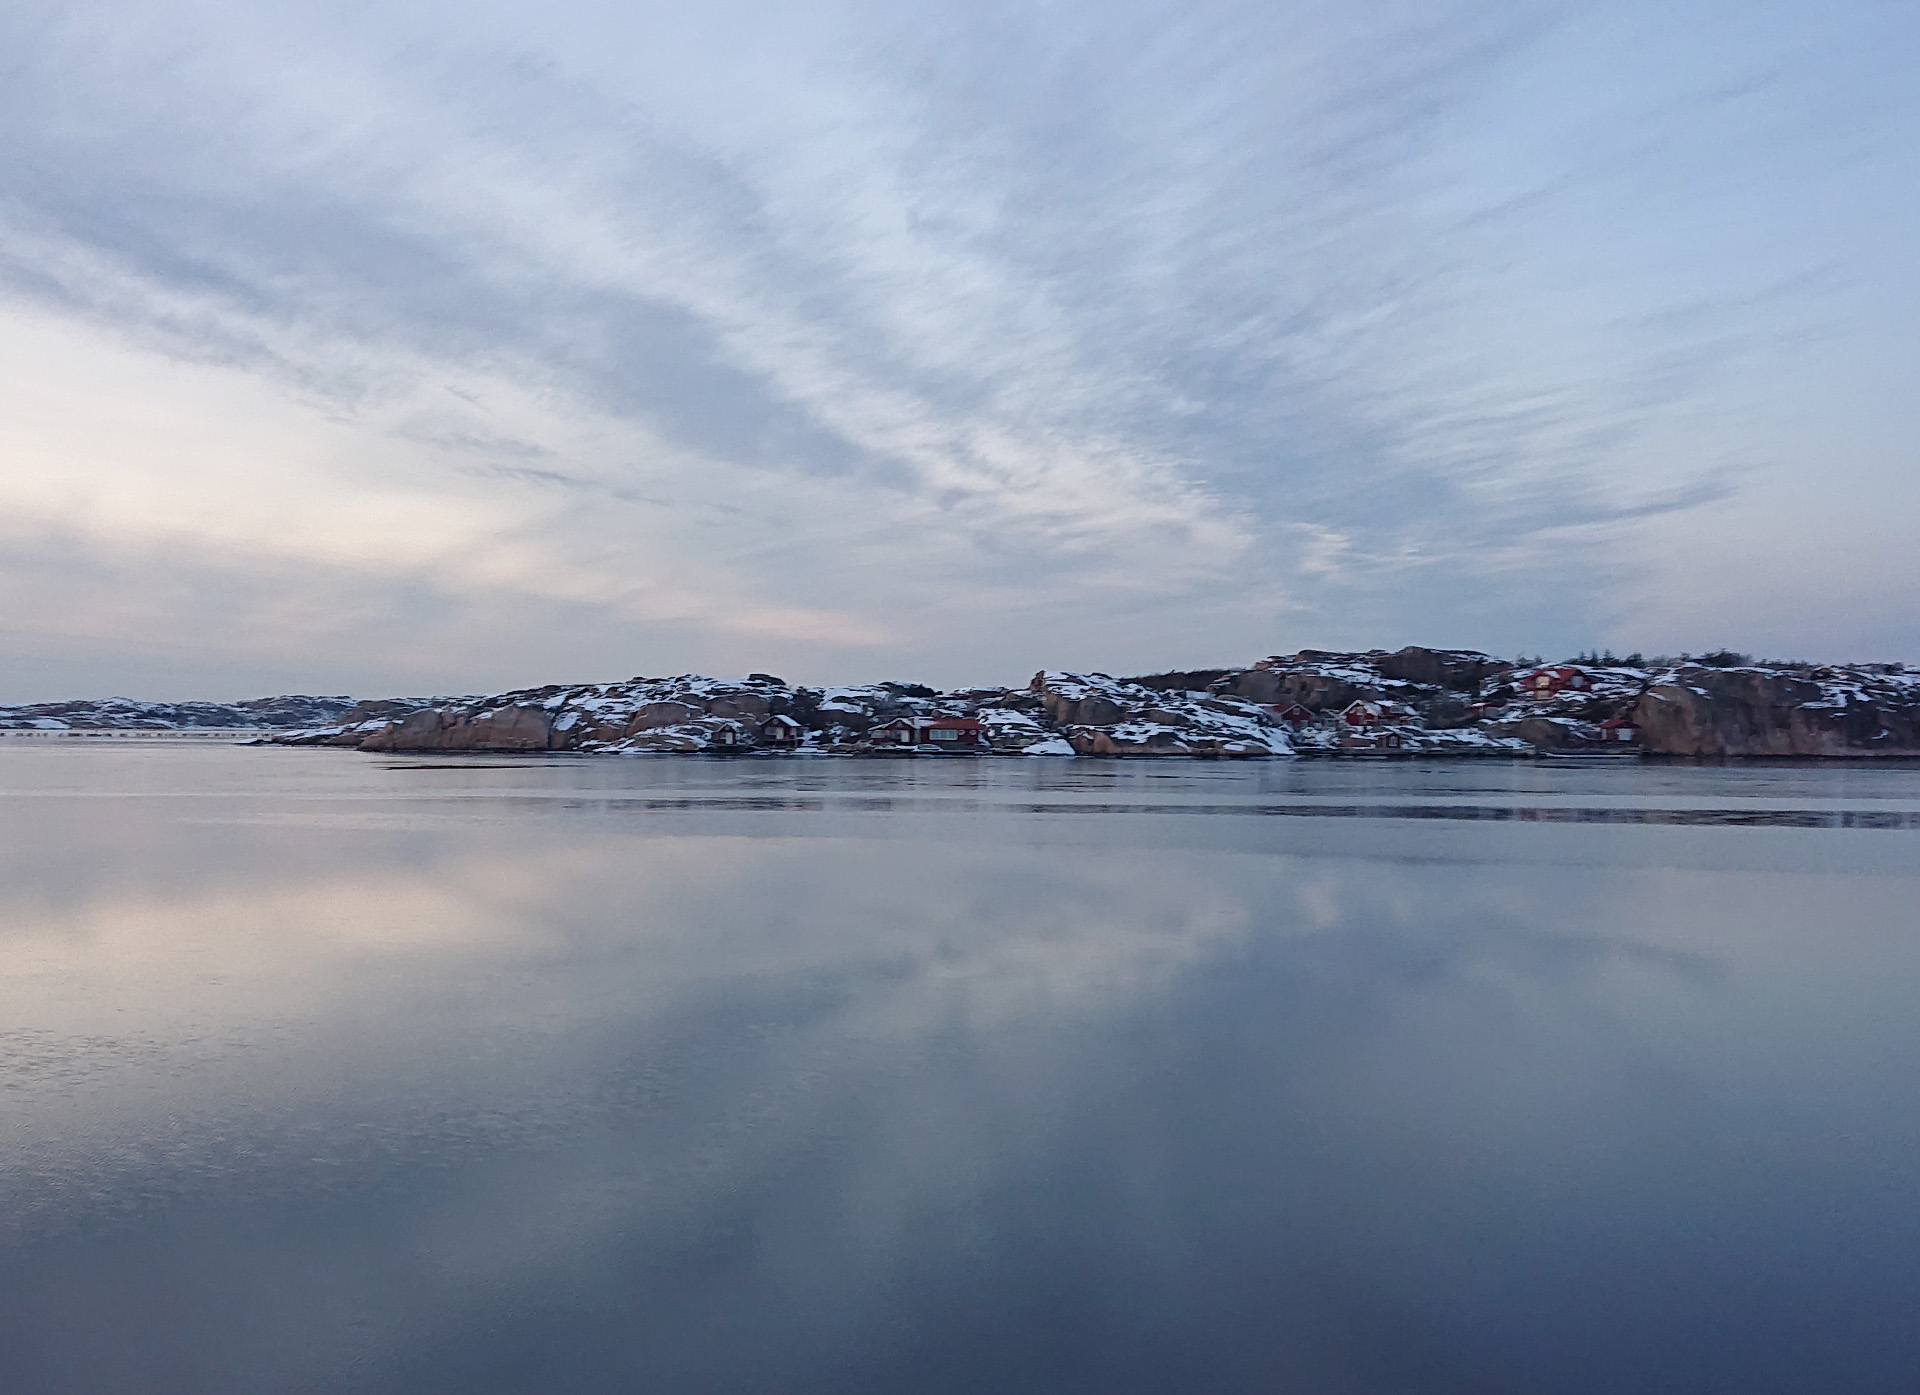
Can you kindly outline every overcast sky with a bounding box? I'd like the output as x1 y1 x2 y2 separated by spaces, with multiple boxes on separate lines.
3 0 1916 699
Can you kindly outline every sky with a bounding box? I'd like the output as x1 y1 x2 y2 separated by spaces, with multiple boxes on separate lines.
2 0 1917 700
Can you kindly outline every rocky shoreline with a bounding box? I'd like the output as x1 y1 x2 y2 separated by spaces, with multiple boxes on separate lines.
198 648 1920 759
0 694 369 732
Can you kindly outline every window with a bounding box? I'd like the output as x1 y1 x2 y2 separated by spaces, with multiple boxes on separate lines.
930 728 959 741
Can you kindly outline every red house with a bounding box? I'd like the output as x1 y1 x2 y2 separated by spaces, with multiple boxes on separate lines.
870 716 983 748
1520 666 1590 700
1597 715 1640 744
1268 703 1314 727
923 716 983 747
761 714 803 746
1342 699 1421 729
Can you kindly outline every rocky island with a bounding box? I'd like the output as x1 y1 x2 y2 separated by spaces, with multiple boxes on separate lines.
13 647 1908 759
7 648 1916 758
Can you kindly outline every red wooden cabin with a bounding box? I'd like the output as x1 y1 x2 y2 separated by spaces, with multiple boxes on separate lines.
1341 700 1384 727
870 716 983 747
1520 666 1590 700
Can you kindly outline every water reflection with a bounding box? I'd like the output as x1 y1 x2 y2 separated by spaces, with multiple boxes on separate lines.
2 747 1919 1393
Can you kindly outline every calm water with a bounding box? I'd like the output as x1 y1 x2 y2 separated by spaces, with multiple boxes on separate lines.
3 744 1919 1394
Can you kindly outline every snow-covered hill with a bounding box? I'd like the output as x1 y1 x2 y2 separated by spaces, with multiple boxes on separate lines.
0 694 371 730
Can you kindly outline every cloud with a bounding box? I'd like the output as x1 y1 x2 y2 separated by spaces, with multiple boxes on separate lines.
2 0 1915 694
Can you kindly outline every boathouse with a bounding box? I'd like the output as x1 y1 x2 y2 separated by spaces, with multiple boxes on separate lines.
1597 714 1640 743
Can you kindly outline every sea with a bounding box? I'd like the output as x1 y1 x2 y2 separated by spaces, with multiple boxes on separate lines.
3 741 1918 1394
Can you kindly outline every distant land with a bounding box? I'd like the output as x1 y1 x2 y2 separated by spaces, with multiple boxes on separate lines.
7 648 1920 759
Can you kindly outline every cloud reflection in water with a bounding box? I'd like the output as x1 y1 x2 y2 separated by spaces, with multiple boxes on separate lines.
2 748 1919 1393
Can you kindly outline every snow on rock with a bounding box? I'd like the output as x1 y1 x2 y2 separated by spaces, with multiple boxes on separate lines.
335 676 801 755
1031 672 1292 757
975 707 1054 752
1021 737 1077 757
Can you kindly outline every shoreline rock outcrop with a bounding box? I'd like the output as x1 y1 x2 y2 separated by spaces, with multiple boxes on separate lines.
1634 666 1920 757
1032 672 1292 757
